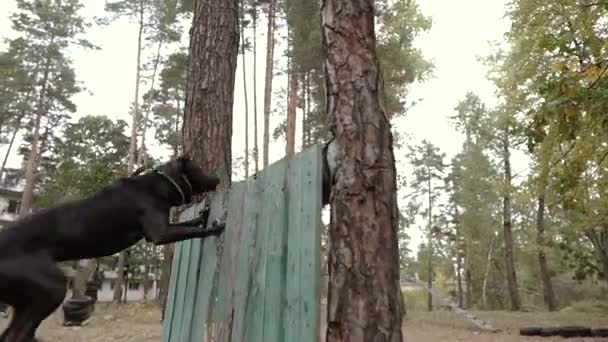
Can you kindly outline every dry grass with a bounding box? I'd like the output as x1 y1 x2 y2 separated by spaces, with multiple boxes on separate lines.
0 302 162 342
0 301 606 341
403 309 608 342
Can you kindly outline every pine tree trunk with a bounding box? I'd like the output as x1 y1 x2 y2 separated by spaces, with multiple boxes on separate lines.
465 266 472 309
0 117 23 177
305 72 311 146
536 196 557 311
322 1 404 340
427 169 433 312
455 206 463 308
19 89 48 215
73 259 97 298
182 0 239 188
262 0 275 168
502 130 521 311
138 40 164 167
252 5 259 173
481 234 495 308
240 0 249 178
286 73 298 156
158 243 174 319
115 3 145 303
301 73 307 149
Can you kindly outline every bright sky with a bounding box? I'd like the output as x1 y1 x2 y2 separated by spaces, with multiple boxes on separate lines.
0 0 517 253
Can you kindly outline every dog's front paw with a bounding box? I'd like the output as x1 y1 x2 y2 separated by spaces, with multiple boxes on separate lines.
206 219 226 236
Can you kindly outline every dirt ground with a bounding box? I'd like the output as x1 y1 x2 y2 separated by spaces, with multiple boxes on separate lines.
1 302 607 341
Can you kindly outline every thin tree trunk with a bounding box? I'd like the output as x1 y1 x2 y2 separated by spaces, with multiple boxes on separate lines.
240 0 250 178
159 118 183 317
305 71 311 146
138 40 164 167
481 234 496 308
536 195 557 311
19 57 52 216
302 73 307 149
174 97 181 156
455 205 463 308
73 259 97 298
158 242 174 319
465 268 472 309
182 0 239 189
115 2 145 303
427 167 433 312
262 0 275 168
0 117 23 177
252 4 259 173
285 73 298 156
502 129 521 311
322 0 404 339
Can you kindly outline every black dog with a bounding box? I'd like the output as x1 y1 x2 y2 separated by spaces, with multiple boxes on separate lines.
0 156 225 341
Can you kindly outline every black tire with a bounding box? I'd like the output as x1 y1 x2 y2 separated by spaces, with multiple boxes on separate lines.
591 328 608 337
558 326 591 338
520 327 542 336
539 327 561 337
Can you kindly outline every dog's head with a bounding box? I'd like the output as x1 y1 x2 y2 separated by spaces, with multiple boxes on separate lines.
157 156 220 203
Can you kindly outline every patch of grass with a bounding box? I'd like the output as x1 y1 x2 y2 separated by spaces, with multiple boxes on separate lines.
563 300 608 314
403 288 428 312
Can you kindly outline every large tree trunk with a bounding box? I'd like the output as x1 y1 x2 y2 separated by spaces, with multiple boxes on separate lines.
285 73 298 156
321 1 404 340
262 0 275 168
182 0 238 188
240 0 250 178
114 3 145 303
536 196 557 311
502 131 521 311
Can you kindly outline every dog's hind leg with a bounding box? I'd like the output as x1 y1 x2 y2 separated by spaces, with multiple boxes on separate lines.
0 255 66 342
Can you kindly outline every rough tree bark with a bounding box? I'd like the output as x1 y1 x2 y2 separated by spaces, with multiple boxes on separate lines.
321 0 404 340
182 0 239 189
502 129 521 311
285 73 298 156
262 0 275 168
114 2 145 303
240 0 250 178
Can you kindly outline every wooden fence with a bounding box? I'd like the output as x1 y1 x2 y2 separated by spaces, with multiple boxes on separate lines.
163 145 323 342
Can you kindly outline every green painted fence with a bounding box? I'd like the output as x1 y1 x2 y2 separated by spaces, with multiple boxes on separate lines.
163 145 323 342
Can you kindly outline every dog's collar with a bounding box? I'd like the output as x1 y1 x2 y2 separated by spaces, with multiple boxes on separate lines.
154 170 187 205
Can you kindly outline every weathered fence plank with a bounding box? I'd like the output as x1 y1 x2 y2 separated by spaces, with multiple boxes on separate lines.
163 145 322 342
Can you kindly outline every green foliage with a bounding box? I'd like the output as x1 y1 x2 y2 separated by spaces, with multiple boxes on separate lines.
36 115 130 207
6 0 96 169
144 51 188 155
489 0 608 285
376 0 434 118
